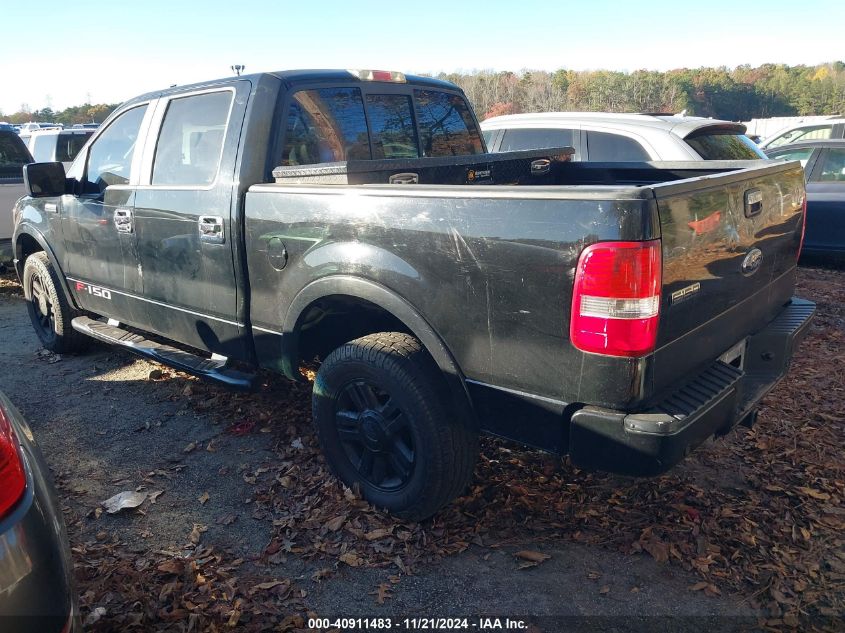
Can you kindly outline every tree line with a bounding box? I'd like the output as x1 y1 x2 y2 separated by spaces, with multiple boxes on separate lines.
439 62 845 121
1 103 119 126
3 62 844 127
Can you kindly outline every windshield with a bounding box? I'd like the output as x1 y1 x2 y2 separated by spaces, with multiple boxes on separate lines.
685 131 766 160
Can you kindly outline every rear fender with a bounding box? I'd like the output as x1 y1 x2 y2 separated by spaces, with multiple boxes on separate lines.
282 275 477 428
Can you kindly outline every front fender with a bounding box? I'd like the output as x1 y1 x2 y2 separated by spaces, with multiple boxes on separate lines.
13 223 79 310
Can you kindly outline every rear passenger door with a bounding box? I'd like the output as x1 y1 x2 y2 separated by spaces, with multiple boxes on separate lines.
133 83 249 358
805 147 845 253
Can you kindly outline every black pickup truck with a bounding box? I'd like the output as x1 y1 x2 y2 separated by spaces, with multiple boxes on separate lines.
12 69 814 520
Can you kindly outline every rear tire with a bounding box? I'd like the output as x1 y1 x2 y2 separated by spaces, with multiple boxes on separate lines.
23 252 88 354
313 332 478 521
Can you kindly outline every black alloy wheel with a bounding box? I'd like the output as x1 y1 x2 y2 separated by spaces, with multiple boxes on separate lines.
334 379 416 491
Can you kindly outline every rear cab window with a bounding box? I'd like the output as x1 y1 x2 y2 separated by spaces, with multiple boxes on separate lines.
56 132 93 163
685 131 766 160
281 88 371 165
278 83 484 166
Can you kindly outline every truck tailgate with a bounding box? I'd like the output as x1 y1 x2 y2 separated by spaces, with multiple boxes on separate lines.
650 160 806 394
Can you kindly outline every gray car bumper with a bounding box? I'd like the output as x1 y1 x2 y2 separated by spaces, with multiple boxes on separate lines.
0 396 78 633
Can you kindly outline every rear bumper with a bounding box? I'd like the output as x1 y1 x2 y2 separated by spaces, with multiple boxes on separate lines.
569 297 815 476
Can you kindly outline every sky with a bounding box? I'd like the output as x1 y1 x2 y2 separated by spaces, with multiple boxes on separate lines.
1 0 844 115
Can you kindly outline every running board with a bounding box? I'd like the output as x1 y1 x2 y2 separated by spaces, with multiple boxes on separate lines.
71 316 257 391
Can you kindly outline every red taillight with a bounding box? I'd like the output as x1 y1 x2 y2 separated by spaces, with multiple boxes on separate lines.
0 404 26 520
797 196 807 260
570 240 662 357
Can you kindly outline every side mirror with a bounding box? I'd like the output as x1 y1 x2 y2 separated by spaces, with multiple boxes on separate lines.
23 162 67 198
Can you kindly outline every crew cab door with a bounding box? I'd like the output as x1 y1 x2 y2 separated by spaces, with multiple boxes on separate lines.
62 103 155 324
805 146 845 253
132 84 248 358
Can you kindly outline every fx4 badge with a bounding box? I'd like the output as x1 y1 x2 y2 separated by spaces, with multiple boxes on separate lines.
741 248 763 276
75 282 112 300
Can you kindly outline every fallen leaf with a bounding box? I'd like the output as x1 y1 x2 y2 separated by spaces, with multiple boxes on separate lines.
365 528 392 541
371 582 393 604
797 487 830 501
689 582 709 591
250 580 288 594
102 491 148 514
183 442 197 454
599 586 610 594
326 515 346 532
339 552 362 567
198 492 210 505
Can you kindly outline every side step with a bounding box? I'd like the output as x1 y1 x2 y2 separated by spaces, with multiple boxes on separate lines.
71 316 258 391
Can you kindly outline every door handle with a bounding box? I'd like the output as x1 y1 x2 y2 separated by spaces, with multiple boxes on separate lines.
199 216 225 244
114 208 133 233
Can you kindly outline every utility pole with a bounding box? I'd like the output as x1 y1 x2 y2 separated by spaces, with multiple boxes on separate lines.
231 65 245 76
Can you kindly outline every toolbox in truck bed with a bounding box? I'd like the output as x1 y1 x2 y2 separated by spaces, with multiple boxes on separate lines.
272 147 575 185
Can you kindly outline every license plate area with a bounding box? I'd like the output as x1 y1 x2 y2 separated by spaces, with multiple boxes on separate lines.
719 339 747 370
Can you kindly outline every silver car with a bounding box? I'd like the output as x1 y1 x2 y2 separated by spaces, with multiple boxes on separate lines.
0 390 78 633
481 112 766 161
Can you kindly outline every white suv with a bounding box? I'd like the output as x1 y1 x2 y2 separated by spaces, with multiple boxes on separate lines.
26 128 95 168
481 112 766 161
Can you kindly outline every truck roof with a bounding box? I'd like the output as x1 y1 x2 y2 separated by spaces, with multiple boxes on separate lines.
123 69 461 107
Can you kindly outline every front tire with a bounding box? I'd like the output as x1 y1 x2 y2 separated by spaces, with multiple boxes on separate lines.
313 332 478 521
23 252 88 353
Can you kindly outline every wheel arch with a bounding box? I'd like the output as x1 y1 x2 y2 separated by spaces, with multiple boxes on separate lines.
14 227 79 309
281 276 477 428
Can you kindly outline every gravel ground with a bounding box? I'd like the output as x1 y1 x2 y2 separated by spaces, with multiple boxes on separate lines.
0 266 842 632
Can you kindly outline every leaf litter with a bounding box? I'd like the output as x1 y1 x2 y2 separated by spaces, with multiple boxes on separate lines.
45 266 845 631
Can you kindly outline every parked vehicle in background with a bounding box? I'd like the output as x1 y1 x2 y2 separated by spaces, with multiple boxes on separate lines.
12 69 813 520
759 118 845 150
26 128 95 168
72 123 100 130
766 139 845 258
0 131 32 264
0 390 79 633
481 112 767 161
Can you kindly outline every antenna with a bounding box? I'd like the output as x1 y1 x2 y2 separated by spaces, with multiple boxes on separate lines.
231 65 245 77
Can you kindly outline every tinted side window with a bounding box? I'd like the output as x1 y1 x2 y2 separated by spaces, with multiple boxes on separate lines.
56 132 93 163
31 135 55 162
767 147 815 168
815 148 845 182
281 88 370 165
766 125 832 149
500 128 575 152
366 94 419 159
0 132 31 178
152 91 232 186
85 105 148 193
413 90 483 157
685 133 766 160
586 131 650 161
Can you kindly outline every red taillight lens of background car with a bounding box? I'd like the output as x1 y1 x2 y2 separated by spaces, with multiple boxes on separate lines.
0 404 26 520
570 240 662 357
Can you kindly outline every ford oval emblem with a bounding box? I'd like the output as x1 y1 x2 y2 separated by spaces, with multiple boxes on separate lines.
741 248 763 276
